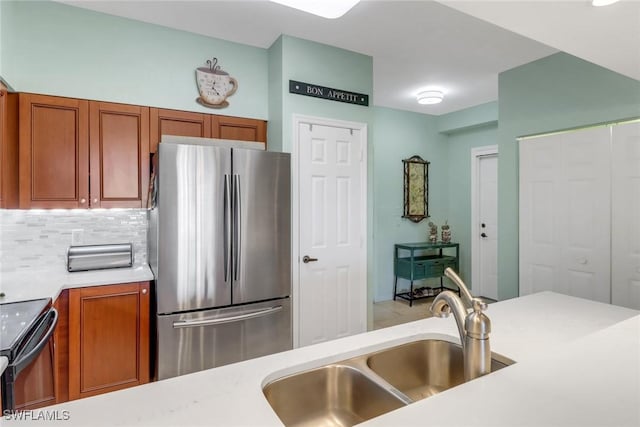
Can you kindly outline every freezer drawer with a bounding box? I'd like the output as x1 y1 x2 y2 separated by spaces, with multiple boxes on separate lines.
155 298 292 380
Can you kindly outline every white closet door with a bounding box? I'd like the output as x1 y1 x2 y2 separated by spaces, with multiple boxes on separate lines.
612 121 640 309
520 134 563 296
519 127 611 303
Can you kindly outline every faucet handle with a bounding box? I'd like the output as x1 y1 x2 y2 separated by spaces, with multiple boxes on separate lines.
471 298 488 312
466 298 491 339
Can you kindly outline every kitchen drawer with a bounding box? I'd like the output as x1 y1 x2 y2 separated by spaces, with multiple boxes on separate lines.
395 255 457 280
424 257 456 277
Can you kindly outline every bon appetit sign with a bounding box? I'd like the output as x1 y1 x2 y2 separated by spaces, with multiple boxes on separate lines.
289 80 369 107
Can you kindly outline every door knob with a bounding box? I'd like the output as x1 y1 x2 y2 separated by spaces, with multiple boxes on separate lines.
481 233 488 238
302 255 318 263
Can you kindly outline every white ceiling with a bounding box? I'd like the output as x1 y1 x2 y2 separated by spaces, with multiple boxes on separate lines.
438 0 640 84
57 1 638 115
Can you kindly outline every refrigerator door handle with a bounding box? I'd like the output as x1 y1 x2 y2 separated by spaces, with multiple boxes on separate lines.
233 174 241 281
172 305 283 328
224 174 232 283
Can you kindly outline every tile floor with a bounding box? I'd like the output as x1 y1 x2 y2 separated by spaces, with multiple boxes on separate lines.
372 297 435 330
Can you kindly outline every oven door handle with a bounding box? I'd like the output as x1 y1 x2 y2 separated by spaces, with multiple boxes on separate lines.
10 307 58 378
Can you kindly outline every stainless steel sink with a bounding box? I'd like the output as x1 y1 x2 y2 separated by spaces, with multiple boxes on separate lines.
366 339 514 401
263 339 515 426
262 364 406 427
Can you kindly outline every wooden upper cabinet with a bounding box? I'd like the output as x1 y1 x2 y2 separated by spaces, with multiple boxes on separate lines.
19 94 90 209
150 108 211 154
89 101 149 208
0 83 19 208
69 282 150 400
211 115 267 146
15 94 268 209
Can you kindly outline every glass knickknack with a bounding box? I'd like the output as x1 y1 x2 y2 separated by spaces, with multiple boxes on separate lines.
402 155 429 222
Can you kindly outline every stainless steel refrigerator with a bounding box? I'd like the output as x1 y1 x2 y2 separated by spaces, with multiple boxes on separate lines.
149 137 291 380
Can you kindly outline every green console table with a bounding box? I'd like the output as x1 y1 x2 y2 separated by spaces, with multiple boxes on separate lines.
393 242 460 306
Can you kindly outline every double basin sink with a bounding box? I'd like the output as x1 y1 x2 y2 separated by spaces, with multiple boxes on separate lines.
263 339 515 427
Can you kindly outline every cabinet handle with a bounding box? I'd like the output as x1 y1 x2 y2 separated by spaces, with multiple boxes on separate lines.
80 198 86 204
142 288 148 295
93 198 98 204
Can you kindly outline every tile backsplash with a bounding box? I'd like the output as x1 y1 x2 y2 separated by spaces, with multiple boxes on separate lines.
0 209 148 273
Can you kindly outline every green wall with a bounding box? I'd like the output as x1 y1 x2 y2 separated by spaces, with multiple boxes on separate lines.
438 101 497 134
372 107 449 301
0 0 4 79
267 37 284 151
277 35 373 153
0 0 268 119
445 122 498 288
497 52 640 300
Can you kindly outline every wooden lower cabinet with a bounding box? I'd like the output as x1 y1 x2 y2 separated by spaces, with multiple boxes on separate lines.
54 290 70 404
68 282 150 400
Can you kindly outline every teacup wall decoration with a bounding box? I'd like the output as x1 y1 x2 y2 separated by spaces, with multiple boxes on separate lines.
195 57 238 108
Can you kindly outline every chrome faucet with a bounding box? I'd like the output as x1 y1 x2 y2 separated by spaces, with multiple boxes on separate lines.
430 268 491 381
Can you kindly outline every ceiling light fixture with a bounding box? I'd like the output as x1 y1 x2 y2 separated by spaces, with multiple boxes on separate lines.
592 0 620 6
269 0 360 19
417 90 444 105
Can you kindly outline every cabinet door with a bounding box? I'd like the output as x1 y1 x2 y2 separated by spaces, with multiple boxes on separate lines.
19 94 89 208
150 108 211 154
54 290 70 404
69 282 150 400
211 115 267 145
0 84 19 208
89 101 150 208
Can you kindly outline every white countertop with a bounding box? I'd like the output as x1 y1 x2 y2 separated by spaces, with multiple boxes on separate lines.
0 265 154 304
4 292 638 427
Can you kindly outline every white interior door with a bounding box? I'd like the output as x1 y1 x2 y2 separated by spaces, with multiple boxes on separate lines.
476 153 498 300
297 120 367 347
612 121 640 309
519 127 611 303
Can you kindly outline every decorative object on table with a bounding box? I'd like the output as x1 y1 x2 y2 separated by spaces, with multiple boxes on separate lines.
402 155 430 222
195 57 238 108
428 221 438 243
441 221 451 243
